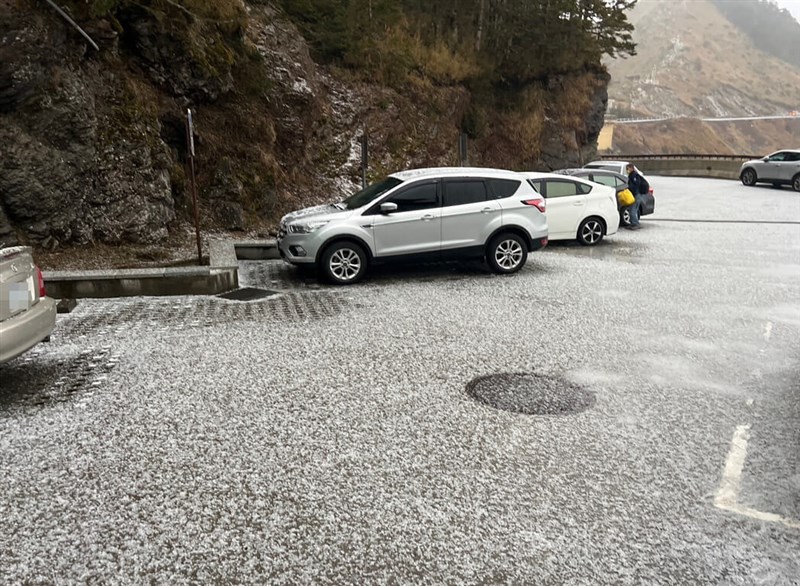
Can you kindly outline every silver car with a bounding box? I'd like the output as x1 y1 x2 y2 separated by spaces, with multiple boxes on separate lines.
0 246 56 363
739 149 800 191
278 168 549 284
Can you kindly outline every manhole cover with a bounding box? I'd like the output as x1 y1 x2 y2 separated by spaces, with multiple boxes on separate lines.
466 372 595 415
217 287 279 301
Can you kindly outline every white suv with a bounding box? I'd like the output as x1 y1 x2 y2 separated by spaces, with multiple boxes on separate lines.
278 168 549 284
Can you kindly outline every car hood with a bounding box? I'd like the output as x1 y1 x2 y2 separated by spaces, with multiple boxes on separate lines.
280 204 354 226
741 158 765 166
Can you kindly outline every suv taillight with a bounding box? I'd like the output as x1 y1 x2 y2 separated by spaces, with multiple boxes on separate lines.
36 266 46 298
522 198 546 213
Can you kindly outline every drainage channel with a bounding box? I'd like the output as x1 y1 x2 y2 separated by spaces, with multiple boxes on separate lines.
466 372 595 415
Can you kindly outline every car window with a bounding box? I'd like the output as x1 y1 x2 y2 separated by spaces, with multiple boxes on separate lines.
768 152 788 162
386 181 439 213
586 163 619 172
343 177 404 210
615 176 627 188
443 180 488 206
527 179 543 194
487 179 521 199
784 152 800 162
543 179 590 197
591 174 617 188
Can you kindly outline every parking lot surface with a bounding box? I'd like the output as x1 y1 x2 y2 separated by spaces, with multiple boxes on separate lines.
1 177 799 584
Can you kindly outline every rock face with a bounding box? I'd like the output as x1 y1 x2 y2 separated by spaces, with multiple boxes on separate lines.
0 0 607 250
0 5 174 247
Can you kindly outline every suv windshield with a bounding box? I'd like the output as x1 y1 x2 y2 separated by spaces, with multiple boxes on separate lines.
342 177 404 210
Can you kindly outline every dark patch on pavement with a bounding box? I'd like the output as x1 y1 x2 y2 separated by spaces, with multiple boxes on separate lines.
217 287 279 301
466 372 596 415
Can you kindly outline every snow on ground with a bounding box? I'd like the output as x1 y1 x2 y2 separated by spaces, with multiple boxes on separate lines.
1 178 799 584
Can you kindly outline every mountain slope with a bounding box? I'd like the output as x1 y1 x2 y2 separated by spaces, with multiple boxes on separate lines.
605 0 800 118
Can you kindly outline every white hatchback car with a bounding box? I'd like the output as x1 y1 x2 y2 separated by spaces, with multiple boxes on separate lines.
522 172 619 245
278 167 549 284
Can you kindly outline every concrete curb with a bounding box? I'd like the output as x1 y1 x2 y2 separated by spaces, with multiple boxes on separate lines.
43 239 278 299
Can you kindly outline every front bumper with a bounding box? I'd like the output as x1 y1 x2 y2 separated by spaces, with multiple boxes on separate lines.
277 232 319 265
0 296 56 364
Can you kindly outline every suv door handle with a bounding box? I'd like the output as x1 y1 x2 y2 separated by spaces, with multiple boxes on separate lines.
481 207 494 214
573 201 585 206
421 214 434 221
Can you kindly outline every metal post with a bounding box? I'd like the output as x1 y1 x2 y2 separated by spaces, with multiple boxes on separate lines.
360 134 368 189
459 133 468 167
185 109 202 265
42 0 100 51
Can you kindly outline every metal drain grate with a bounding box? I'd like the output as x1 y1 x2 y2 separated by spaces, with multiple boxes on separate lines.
466 372 595 415
217 287 279 301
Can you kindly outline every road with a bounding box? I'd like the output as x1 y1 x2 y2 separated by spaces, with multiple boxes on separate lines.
1 177 799 584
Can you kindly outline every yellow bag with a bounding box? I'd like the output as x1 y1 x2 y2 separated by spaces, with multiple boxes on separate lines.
617 188 635 207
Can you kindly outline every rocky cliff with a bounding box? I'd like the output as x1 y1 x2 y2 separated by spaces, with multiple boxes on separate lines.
0 0 609 251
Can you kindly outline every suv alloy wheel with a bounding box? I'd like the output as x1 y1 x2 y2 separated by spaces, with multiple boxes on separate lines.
321 241 367 284
487 233 527 274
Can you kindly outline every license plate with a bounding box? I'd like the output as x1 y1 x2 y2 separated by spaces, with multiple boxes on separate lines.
8 282 30 315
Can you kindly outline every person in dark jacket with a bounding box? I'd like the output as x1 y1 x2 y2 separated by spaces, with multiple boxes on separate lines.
626 163 647 230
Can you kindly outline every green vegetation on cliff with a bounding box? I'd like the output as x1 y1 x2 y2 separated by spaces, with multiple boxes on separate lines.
278 0 637 84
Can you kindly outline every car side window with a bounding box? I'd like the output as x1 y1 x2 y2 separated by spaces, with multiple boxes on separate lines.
784 152 800 162
386 182 439 213
615 176 627 189
487 179 521 199
543 180 591 198
768 152 787 162
443 180 488 207
591 174 617 188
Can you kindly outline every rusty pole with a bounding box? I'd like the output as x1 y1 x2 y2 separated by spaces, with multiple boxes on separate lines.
185 108 202 265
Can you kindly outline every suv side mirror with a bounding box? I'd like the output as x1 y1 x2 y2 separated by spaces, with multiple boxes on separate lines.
380 202 398 214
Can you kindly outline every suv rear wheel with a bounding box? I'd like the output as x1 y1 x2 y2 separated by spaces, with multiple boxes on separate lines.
793 173 800 192
321 241 367 285
487 233 527 274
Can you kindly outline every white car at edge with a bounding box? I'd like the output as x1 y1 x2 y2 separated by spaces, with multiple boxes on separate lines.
522 172 620 246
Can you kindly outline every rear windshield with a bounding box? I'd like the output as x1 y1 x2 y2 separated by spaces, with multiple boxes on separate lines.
343 177 403 210
585 163 620 172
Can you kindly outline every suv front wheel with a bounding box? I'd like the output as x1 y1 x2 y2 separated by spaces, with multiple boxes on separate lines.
741 168 757 186
321 241 367 285
487 233 527 274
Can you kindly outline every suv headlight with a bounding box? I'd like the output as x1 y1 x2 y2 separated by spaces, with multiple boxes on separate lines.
289 220 329 234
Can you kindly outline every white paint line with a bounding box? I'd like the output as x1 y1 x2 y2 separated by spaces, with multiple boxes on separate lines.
715 424 751 508
763 321 773 342
714 424 800 530
716 503 800 530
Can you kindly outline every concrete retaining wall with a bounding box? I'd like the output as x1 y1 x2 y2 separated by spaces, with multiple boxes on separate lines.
42 238 268 299
623 159 744 180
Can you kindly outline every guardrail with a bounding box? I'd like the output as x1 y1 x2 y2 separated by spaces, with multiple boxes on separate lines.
596 155 751 179
600 154 758 161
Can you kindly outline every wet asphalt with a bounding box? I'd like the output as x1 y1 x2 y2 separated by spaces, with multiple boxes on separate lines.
1 177 799 584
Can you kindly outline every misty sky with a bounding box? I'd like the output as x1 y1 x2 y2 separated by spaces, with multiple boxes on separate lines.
771 0 799 20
